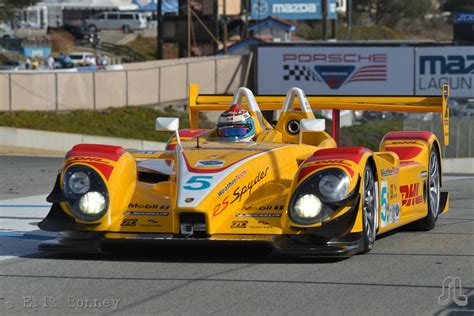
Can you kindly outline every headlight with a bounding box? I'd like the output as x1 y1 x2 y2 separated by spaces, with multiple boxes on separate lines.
68 171 90 194
294 194 322 219
289 168 354 225
79 191 106 215
318 173 349 202
63 165 109 221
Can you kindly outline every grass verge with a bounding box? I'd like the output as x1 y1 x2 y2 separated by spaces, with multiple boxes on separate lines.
0 107 402 150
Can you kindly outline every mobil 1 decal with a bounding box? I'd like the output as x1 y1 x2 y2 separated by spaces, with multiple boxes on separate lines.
257 46 413 95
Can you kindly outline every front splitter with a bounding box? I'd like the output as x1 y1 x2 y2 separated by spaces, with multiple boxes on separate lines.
38 233 364 257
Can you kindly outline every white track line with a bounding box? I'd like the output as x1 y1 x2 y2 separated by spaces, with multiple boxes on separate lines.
0 195 56 261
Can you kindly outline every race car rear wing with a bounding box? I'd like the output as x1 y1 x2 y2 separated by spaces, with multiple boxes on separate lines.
188 84 450 145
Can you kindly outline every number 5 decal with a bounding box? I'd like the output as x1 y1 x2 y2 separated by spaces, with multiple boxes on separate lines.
183 176 213 190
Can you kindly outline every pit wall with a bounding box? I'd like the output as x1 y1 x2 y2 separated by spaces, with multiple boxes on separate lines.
0 55 249 111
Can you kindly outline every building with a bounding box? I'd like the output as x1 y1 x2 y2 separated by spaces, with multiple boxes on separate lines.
31 0 138 27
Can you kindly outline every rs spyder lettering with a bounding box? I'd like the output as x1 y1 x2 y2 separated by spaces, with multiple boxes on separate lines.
232 167 269 204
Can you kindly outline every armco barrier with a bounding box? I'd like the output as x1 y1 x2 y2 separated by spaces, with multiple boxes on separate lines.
0 55 248 111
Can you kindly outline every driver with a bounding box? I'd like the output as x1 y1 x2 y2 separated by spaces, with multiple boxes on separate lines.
216 104 256 142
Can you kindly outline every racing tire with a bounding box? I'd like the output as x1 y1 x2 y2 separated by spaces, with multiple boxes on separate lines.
361 164 377 253
415 147 440 231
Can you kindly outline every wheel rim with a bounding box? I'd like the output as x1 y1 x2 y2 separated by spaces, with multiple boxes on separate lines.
363 167 376 243
428 151 440 217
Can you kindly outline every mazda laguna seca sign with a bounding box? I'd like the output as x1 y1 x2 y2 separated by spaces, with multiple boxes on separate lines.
257 46 414 95
415 47 474 97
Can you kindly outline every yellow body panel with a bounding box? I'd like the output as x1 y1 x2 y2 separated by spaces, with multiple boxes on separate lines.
45 84 449 253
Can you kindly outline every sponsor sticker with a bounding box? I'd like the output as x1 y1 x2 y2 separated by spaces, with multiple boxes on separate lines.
140 219 163 227
381 167 399 177
121 219 138 227
250 220 273 229
400 183 423 206
380 181 388 227
124 211 169 216
217 170 247 197
236 213 282 218
231 221 248 228
195 160 225 167
128 203 170 210
388 203 400 224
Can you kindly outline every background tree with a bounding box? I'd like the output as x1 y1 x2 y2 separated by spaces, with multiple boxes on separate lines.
0 0 38 28
441 0 474 13
353 0 432 27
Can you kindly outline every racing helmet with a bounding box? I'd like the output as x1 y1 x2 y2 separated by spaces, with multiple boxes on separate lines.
217 104 256 142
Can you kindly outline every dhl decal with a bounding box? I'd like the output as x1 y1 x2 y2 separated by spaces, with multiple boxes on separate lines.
400 183 423 206
64 156 115 180
298 163 354 181
388 141 421 145
385 146 422 161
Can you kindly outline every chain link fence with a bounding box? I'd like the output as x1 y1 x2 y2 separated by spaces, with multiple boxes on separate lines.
404 114 474 158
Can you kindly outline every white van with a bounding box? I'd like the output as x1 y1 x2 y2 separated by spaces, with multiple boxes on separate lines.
86 11 147 33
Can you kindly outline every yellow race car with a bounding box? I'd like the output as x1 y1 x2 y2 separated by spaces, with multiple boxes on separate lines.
39 84 451 256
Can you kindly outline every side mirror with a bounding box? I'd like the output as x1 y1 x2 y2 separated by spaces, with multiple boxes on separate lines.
300 118 325 132
156 117 179 132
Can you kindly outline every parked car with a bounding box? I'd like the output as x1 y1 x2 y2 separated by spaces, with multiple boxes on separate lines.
69 52 96 66
63 24 93 40
86 11 147 33
461 103 474 117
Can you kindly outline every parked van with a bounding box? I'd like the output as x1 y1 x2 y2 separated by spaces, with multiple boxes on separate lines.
86 12 147 33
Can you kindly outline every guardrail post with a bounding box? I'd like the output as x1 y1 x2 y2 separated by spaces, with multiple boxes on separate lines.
469 119 472 157
125 70 129 106
93 72 96 110
455 120 460 157
214 58 218 94
8 73 12 111
55 72 58 111
158 67 161 104
186 62 189 99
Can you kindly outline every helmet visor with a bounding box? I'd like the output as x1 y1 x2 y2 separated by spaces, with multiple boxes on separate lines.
217 124 250 137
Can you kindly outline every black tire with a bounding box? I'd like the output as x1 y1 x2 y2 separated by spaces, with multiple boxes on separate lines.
361 164 377 253
88 25 97 33
415 147 440 230
122 25 131 33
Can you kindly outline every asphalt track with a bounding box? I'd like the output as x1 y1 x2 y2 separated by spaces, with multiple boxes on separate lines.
0 155 473 315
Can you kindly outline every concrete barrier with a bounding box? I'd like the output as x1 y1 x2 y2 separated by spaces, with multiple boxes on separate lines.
1 127 473 175
0 55 248 111
0 126 166 156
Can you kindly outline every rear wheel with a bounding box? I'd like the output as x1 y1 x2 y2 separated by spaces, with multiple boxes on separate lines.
361 164 377 253
122 25 131 33
416 147 440 230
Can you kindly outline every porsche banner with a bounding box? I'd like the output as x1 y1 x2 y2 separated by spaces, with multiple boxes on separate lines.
257 46 414 95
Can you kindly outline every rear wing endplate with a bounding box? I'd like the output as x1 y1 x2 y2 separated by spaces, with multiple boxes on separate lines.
188 84 450 145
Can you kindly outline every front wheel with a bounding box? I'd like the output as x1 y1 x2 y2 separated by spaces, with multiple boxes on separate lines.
415 147 440 230
361 164 377 253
